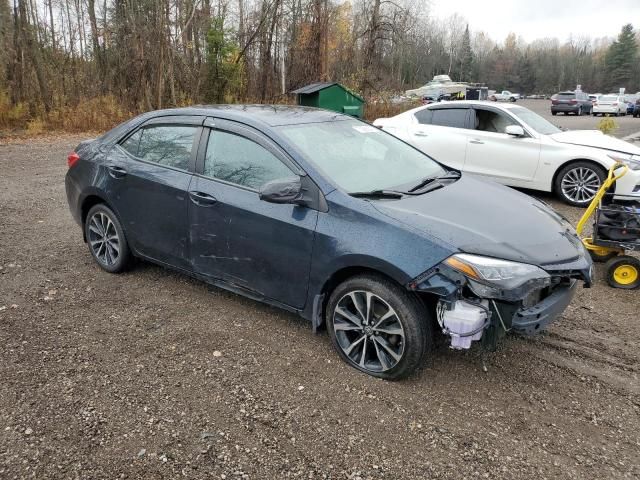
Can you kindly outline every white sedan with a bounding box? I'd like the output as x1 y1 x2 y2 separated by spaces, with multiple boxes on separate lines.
373 101 640 206
592 95 627 116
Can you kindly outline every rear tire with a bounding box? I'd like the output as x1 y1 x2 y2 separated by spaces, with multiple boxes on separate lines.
326 274 433 380
605 256 640 289
551 111 557 116
84 204 132 273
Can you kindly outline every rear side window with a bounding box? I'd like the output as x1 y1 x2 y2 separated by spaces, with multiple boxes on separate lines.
204 130 293 190
557 92 576 98
430 109 468 128
121 125 197 170
414 109 433 124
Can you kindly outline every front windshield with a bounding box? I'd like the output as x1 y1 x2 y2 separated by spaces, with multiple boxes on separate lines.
509 107 561 135
277 120 446 193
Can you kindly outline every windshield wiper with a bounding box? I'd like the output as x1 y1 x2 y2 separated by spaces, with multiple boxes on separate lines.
408 170 461 192
349 190 404 199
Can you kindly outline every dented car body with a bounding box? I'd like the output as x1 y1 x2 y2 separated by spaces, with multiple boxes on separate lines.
65 106 593 379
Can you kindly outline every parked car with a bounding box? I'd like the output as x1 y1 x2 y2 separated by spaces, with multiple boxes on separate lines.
490 90 520 102
373 101 640 206
625 95 639 114
633 98 640 118
593 94 627 116
65 106 593 380
551 91 593 116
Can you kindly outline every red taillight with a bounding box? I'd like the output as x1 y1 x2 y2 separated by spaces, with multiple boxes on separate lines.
569 99 577 104
552 99 558 104
612 102 618 106
67 152 80 168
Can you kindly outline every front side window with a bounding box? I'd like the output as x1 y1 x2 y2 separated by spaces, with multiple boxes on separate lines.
121 125 197 170
204 130 293 189
430 109 468 128
474 109 516 133
277 120 446 193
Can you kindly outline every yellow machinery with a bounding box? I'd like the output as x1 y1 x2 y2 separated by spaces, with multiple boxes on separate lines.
577 163 640 289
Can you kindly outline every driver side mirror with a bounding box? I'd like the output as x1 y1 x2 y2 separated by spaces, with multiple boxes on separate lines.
505 125 525 137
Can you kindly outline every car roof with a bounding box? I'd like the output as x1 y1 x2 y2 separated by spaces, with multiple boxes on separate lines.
141 105 351 127
421 100 522 110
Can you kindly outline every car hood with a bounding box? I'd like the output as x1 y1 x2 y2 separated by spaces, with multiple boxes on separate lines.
372 175 585 267
549 130 640 155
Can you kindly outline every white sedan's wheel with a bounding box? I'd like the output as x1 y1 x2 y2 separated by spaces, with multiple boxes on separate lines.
555 163 605 206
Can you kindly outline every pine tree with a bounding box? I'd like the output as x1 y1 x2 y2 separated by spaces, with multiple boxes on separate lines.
205 17 244 104
606 24 638 91
459 25 474 82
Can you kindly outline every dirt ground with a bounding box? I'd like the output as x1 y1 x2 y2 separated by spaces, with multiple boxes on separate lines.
0 135 639 480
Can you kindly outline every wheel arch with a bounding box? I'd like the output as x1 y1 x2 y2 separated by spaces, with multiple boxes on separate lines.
309 258 438 331
79 192 117 242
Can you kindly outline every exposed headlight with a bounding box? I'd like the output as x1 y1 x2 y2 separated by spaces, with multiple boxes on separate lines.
444 253 550 290
608 153 640 171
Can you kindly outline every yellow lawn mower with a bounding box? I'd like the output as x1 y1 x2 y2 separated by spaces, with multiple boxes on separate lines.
577 163 640 289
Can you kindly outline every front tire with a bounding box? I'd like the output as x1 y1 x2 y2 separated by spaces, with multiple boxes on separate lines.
555 162 606 206
85 204 132 273
326 274 433 380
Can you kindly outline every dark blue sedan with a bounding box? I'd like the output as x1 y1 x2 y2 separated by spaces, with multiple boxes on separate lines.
65 106 592 379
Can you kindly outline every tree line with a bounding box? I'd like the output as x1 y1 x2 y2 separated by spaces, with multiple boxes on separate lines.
1 0 639 129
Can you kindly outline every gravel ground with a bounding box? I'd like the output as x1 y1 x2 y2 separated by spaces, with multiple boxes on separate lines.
0 135 639 480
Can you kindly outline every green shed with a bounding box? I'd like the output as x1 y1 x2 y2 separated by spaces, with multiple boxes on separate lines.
291 82 365 118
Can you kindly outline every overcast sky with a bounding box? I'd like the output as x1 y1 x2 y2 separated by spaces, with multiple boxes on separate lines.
429 0 640 43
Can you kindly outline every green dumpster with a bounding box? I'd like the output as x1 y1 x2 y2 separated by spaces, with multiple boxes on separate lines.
291 82 365 118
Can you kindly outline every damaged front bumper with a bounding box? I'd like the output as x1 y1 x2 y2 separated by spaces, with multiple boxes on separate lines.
510 279 578 335
408 254 591 349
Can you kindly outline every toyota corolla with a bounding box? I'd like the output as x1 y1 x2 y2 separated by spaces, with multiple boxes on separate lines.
65 106 593 379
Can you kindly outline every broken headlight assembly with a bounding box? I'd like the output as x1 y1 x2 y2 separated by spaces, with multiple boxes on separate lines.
443 253 551 300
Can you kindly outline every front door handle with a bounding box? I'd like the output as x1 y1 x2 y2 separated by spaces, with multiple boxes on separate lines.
414 130 429 137
188 191 217 206
469 139 484 145
107 165 127 178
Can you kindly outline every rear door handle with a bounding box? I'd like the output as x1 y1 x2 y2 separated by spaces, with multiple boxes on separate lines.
107 165 127 178
469 139 484 145
188 191 217 206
